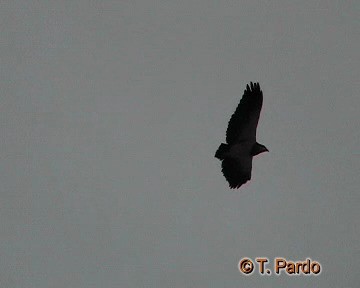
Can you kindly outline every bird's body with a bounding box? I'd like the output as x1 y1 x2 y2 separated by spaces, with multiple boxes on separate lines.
215 82 268 189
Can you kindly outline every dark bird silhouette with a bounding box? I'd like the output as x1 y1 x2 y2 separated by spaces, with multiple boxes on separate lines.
215 82 268 188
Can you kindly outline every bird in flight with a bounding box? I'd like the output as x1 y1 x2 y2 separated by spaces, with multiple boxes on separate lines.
215 82 268 189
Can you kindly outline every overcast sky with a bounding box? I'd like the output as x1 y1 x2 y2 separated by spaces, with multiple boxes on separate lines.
1 1 359 287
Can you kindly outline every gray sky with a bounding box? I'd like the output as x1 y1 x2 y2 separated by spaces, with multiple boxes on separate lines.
1 1 359 287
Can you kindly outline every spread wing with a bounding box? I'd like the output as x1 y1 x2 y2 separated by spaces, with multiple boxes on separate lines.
226 82 263 144
221 157 252 189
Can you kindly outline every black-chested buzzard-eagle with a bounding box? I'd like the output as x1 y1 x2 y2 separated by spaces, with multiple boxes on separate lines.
215 82 268 189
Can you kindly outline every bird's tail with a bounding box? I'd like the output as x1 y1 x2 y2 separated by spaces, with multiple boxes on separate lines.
215 143 229 160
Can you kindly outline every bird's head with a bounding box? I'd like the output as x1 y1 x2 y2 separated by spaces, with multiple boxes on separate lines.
251 142 269 156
